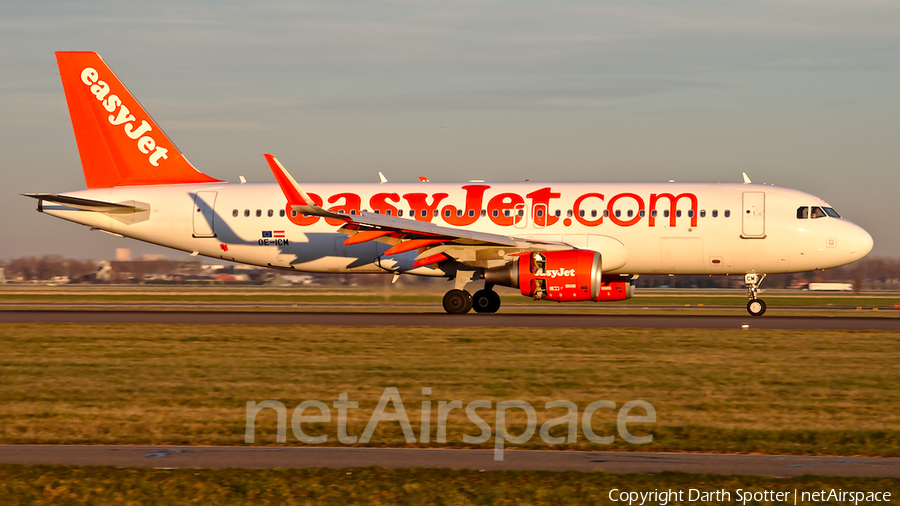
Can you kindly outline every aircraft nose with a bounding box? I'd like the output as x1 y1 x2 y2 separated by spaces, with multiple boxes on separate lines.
847 223 874 262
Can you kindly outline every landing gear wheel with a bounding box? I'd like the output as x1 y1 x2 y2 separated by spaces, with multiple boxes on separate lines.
747 299 767 317
472 290 502 313
443 289 473 314
744 273 768 317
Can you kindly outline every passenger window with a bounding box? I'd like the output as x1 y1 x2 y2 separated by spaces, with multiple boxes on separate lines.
433 209 438 217
279 209 285 217
724 210 731 218
627 210 633 218
468 209 475 217
518 209 524 217
567 210 573 218
651 210 657 218
615 210 621 218
457 210 463 217
480 209 486 217
688 210 694 218
492 209 499 218
244 209 250 217
398 210 403 217
232 209 238 217
267 209 273 217
555 210 561 217
421 210 427 218
664 210 669 218
676 210 682 218
712 210 718 218
386 210 392 216
579 209 585 217
591 210 597 218
603 210 609 218
639 210 645 218
374 210 381 215
504 210 511 217
291 210 297 217
444 209 451 217
537 209 544 217
256 209 262 217
700 210 706 218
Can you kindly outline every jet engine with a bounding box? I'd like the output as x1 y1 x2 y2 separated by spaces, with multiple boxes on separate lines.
485 250 634 302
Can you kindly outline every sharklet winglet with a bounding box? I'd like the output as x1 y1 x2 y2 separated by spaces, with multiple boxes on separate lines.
264 154 317 206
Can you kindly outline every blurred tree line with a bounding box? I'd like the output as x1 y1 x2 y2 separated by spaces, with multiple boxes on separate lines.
633 256 900 290
1 255 97 282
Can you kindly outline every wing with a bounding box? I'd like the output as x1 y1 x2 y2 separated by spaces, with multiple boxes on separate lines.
265 154 573 268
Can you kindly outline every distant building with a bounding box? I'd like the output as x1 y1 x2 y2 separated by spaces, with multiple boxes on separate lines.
115 248 132 261
807 282 853 291
0 267 6 285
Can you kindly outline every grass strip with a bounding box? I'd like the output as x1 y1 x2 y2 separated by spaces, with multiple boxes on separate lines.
0 464 898 505
0 324 898 455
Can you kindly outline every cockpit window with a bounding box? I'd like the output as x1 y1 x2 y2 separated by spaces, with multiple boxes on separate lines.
796 206 808 219
811 207 827 219
823 207 841 218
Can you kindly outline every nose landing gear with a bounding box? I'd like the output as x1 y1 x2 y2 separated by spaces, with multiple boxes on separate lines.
745 273 767 316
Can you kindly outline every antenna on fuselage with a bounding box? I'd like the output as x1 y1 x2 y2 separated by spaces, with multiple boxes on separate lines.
742 172 752 184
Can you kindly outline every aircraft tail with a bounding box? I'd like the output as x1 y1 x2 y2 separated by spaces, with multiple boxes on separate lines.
55 51 220 188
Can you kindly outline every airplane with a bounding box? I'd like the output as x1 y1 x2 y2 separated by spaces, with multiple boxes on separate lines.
25 51 874 316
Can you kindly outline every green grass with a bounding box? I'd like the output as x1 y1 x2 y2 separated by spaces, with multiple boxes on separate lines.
1 324 898 455
0 465 897 505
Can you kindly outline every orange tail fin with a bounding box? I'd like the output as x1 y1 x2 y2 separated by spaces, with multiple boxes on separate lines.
55 51 220 188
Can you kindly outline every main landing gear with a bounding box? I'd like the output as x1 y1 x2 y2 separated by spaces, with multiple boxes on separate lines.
472 287 502 313
745 273 767 317
442 285 501 314
442 289 472 314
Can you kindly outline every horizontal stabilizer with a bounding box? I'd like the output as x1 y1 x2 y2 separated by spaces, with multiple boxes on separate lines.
22 193 142 213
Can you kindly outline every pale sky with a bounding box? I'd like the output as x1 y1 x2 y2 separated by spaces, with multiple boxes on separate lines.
2 0 898 259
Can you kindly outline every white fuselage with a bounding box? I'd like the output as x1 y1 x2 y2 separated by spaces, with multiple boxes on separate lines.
41 181 872 277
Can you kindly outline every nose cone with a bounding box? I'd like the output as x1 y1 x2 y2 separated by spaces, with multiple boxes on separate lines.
848 223 874 263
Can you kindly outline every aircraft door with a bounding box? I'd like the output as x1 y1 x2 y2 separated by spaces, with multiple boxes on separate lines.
192 191 218 238
741 192 765 238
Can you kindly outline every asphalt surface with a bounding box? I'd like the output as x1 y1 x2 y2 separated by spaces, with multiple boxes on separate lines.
1 445 898 477
0 309 898 330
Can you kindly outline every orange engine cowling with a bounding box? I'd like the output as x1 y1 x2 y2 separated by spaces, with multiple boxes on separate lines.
484 250 635 302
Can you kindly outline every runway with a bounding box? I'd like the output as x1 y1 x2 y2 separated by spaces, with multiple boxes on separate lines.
1 445 898 477
0 309 898 330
